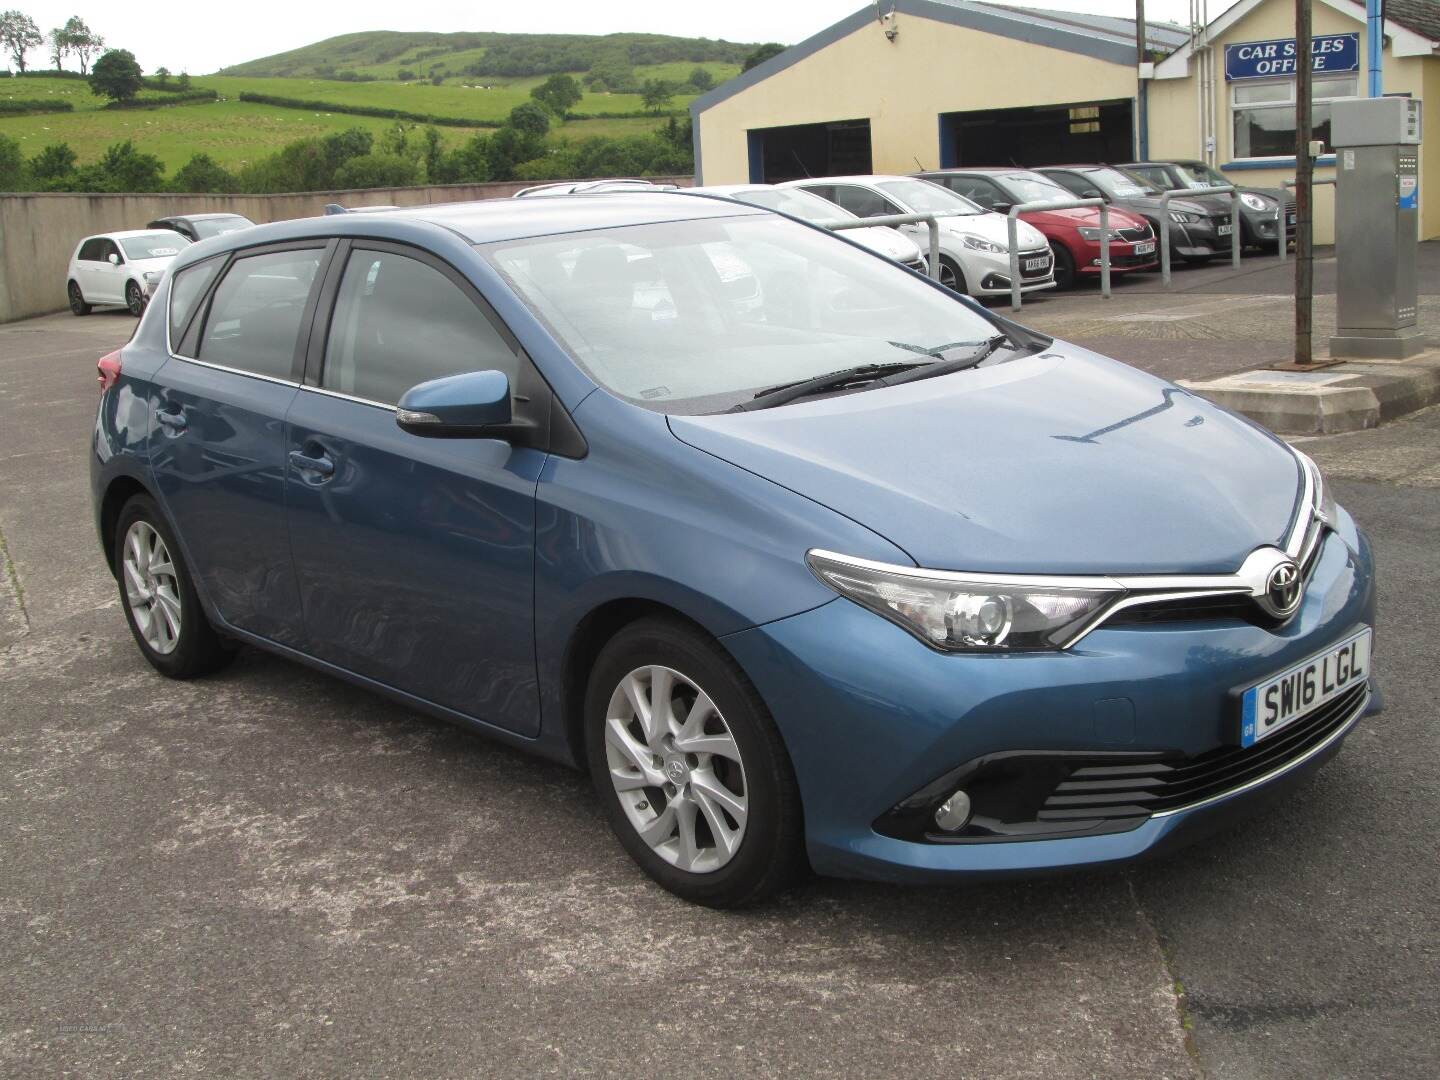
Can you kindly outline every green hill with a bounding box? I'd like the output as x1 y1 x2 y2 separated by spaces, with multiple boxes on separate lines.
219 30 758 82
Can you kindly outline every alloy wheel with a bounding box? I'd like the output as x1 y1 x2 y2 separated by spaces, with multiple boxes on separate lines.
68 282 88 315
939 260 961 291
122 520 182 655
126 282 145 317
603 665 748 873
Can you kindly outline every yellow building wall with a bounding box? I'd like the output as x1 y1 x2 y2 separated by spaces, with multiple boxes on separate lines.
1147 1 1439 242
697 18 1139 184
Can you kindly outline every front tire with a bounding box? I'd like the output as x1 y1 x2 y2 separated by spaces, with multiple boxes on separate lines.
114 495 233 679
938 255 968 295
584 617 804 907
125 280 146 317
1050 243 1077 290
68 281 91 316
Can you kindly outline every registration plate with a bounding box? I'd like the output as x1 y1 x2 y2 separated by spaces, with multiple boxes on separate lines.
1024 256 1051 272
1133 240 1155 255
1217 223 1234 236
1240 628 1371 747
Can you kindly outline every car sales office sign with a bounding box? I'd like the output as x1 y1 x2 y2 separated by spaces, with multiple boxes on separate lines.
1225 33 1360 81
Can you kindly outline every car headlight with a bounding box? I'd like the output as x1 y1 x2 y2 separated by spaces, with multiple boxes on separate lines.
807 550 1121 652
1076 227 1123 241
1240 192 1272 212
961 235 1006 254
1168 210 1200 224
142 271 161 283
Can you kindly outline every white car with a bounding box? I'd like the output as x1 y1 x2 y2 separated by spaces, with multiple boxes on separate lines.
691 184 926 272
514 179 681 198
779 175 1056 297
67 230 193 317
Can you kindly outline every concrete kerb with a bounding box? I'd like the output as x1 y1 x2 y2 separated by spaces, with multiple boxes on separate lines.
1179 351 1440 434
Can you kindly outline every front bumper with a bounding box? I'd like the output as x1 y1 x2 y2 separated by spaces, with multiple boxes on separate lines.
724 517 1377 883
965 246 1057 296
1168 216 1236 259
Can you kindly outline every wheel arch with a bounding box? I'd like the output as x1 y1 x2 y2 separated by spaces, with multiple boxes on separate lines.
100 475 153 575
559 597 737 769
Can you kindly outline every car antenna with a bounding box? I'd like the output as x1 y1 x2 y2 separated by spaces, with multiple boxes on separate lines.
913 156 924 170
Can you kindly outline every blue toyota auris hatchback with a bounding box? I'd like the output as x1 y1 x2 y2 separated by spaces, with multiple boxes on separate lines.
92 193 1378 906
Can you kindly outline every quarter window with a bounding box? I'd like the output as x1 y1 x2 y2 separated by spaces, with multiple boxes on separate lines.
78 238 105 261
168 258 222 351
827 185 902 218
322 249 518 405
1232 75 1358 159
199 249 323 380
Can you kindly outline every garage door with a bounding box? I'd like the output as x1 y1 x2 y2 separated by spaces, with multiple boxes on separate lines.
747 119 873 184
939 100 1133 168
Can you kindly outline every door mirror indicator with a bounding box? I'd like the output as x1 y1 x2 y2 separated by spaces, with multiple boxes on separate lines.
396 369 529 439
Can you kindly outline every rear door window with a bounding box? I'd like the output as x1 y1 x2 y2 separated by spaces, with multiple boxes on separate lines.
199 249 323 380
78 238 105 261
168 258 223 351
322 248 519 405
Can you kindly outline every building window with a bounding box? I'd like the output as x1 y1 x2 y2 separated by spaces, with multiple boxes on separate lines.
1231 75 1358 160
1068 105 1100 135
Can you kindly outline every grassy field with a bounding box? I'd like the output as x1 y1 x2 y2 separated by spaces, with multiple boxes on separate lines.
0 55 717 173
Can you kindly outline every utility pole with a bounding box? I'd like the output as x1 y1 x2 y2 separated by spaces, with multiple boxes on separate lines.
1294 0 1314 364
1137 0 1149 159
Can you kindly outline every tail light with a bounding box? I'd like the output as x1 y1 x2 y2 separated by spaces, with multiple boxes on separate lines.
97 349 122 392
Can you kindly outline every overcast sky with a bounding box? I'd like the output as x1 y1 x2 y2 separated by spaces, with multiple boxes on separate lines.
19 1 1246 76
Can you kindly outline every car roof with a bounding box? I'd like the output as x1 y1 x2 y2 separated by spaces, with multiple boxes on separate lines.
784 175 914 186
84 229 188 241
156 212 251 222
920 167 1046 177
182 192 764 251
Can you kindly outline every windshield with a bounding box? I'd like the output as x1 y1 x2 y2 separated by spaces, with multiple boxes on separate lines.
191 216 253 239
1173 163 1232 191
994 172 1077 206
486 215 1002 414
729 187 857 224
876 179 983 216
120 233 191 260
1085 168 1158 198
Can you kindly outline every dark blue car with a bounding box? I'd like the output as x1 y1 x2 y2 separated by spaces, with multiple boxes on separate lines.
91 193 1378 906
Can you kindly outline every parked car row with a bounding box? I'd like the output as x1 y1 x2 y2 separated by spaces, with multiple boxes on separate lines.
66 213 256 317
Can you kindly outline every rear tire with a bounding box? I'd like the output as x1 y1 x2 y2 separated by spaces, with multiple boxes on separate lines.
584 617 805 907
114 494 234 679
125 280 145 317
68 281 91 316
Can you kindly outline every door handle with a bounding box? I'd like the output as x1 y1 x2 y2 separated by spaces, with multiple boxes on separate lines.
155 406 187 433
288 449 335 479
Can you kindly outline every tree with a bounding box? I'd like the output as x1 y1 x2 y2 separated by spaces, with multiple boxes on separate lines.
530 74 581 117
46 26 66 70
507 102 551 140
0 132 25 190
0 10 43 74
171 153 235 193
334 153 418 190
73 140 165 192
640 80 675 114
686 67 714 92
421 126 443 182
742 43 785 72
89 49 143 104
29 141 76 187
154 66 170 88
176 71 190 91
63 16 100 74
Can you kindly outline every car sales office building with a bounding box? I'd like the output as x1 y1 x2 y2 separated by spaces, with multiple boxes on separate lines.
690 0 1440 243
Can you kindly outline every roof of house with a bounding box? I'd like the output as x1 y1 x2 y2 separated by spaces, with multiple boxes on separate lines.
692 0 1186 118
1386 0 1440 43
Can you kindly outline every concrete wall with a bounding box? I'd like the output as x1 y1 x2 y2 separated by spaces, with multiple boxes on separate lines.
695 17 1137 183
1147 2 1439 244
0 176 692 323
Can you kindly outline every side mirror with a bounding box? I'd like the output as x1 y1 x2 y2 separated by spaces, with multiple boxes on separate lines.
991 201 1014 213
107 253 120 265
396 369 528 439
1083 189 1105 201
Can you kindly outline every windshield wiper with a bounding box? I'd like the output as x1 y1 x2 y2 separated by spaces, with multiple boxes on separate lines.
730 362 924 412
871 333 1013 389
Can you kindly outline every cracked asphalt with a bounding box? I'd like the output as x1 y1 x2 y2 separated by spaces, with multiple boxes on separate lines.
2 294 1436 1078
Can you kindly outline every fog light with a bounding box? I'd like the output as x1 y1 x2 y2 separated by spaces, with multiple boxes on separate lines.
933 790 972 832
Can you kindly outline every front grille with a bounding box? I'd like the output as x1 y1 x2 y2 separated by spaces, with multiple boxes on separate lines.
903 258 927 273
1038 682 1367 824
1018 249 1052 279
1107 593 1254 625
1117 225 1153 243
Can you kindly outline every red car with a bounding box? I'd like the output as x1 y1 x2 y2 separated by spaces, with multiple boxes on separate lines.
915 169 1158 289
